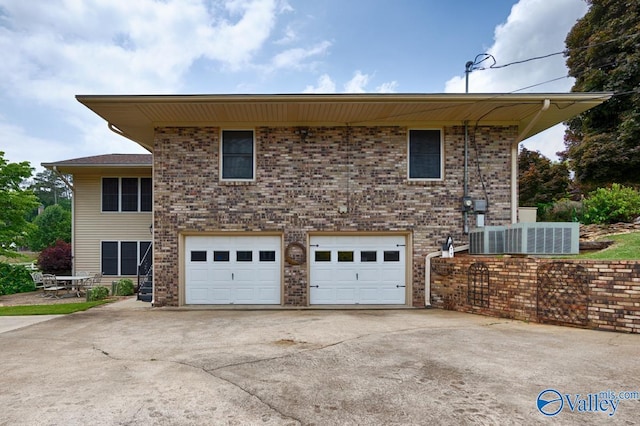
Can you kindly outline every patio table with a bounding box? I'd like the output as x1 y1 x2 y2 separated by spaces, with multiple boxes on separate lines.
55 275 92 297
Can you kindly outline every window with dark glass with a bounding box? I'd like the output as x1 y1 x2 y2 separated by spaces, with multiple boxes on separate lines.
259 251 276 262
384 251 400 262
121 178 139 212
409 129 442 179
361 251 377 262
120 242 138 275
237 251 253 262
140 178 152 211
338 251 354 262
101 242 118 275
315 251 331 262
102 177 151 212
102 178 119 212
102 241 151 276
222 130 254 180
191 251 207 262
214 251 230 262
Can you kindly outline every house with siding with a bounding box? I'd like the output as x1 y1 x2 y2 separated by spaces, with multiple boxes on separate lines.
45 93 608 307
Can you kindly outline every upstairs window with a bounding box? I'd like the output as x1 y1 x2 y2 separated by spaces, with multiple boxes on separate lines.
408 129 443 180
102 177 152 212
221 130 254 180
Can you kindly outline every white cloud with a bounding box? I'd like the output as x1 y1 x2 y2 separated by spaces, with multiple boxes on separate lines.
444 0 588 159
303 74 336 93
344 71 370 93
269 40 331 71
303 71 398 94
376 81 399 93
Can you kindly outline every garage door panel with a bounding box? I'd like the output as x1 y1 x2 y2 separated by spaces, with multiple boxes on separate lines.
185 236 281 305
310 235 406 305
336 287 357 303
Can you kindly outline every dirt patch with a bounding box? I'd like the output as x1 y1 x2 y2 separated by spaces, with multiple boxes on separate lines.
0 290 87 306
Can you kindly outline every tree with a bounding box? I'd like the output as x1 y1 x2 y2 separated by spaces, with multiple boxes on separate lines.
26 169 72 220
518 148 571 207
563 0 640 191
0 152 39 257
27 204 72 251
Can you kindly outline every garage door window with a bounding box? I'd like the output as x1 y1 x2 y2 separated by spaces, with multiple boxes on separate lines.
214 251 230 262
191 251 207 262
384 251 400 262
315 251 331 262
259 251 276 262
338 251 354 262
237 251 253 262
360 251 377 262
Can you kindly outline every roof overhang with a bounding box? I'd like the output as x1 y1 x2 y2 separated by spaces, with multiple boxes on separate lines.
76 93 611 152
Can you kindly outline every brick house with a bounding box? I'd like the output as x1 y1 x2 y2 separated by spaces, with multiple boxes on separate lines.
47 93 607 307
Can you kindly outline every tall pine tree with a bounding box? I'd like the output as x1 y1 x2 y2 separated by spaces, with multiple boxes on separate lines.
563 0 640 191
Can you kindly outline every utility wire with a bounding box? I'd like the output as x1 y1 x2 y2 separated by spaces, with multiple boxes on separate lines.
468 33 639 72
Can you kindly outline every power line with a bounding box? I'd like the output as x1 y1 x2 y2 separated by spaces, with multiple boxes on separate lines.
468 33 639 72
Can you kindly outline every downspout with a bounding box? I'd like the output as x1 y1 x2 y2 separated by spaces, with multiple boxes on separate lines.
424 244 469 307
511 99 551 223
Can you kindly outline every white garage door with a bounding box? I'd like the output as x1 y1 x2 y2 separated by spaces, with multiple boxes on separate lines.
310 235 406 305
185 235 281 304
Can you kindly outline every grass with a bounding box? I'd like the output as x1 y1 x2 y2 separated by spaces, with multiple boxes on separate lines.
0 300 110 316
0 251 38 264
577 232 640 260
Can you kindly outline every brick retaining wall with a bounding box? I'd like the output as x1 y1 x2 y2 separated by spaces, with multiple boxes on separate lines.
430 256 640 333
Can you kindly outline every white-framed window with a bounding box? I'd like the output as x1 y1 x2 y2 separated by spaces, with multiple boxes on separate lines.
102 177 152 212
220 130 255 181
407 129 443 180
101 241 152 276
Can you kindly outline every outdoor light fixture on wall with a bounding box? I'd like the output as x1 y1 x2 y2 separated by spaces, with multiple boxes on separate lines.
295 127 312 142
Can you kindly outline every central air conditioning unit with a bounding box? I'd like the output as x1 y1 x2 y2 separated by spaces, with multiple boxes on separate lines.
504 222 579 255
469 226 505 254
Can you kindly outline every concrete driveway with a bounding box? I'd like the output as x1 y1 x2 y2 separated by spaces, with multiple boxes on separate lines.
0 299 638 425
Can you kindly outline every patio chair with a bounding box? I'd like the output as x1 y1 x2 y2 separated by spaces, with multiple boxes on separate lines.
30 272 44 289
42 274 65 298
84 272 103 291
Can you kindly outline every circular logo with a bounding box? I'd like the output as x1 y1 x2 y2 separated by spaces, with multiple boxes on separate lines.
537 389 563 417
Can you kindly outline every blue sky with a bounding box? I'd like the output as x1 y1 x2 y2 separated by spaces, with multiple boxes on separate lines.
0 0 588 172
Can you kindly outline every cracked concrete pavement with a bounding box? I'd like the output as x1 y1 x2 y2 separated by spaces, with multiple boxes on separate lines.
0 298 638 425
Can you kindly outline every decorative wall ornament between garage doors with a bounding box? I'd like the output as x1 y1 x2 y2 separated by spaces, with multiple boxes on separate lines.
285 242 307 265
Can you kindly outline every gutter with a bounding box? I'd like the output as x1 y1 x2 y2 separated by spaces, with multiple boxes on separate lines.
511 99 550 223
424 244 469 308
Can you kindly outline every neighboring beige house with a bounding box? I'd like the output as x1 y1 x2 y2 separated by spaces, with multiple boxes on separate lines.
43 154 153 282
50 93 607 307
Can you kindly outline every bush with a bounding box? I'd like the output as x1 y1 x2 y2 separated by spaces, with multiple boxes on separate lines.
87 286 109 301
539 199 583 222
37 240 72 275
582 184 640 224
0 263 36 295
114 278 134 296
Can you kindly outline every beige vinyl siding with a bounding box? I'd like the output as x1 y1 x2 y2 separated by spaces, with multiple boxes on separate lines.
73 173 152 279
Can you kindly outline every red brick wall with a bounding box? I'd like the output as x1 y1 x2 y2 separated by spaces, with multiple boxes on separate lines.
430 256 640 333
152 125 516 306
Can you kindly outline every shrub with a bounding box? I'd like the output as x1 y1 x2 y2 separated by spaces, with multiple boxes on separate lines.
114 278 134 296
539 199 583 222
582 184 640 224
87 286 109 301
0 263 36 295
37 240 72 275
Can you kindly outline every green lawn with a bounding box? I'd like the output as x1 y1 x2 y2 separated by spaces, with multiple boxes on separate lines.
0 300 110 316
577 232 640 260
